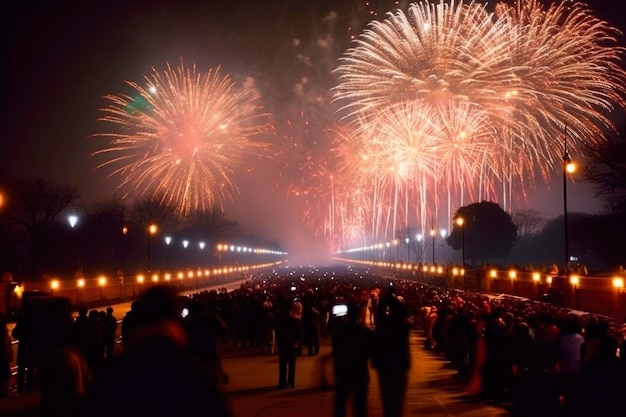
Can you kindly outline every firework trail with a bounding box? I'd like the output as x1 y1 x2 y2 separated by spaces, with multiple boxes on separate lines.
330 0 626 245
93 61 271 216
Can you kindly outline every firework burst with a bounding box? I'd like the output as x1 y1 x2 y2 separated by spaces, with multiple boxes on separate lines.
330 0 626 243
92 61 271 216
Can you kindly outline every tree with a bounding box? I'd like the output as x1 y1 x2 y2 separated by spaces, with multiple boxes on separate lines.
584 123 626 214
446 201 518 266
80 200 131 277
511 209 545 265
6 178 80 280
528 212 592 270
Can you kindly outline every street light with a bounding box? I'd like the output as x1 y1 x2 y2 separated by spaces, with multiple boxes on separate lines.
77 278 85 303
394 239 399 261
98 276 107 299
563 127 576 280
68 215 78 229
416 233 423 262
456 217 465 268
50 279 59 296
439 229 447 263
405 237 410 263
68 215 79 278
430 228 436 264
147 223 158 273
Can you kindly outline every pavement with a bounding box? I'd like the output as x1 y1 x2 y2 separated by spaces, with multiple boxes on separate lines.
0 330 513 417
221 332 511 417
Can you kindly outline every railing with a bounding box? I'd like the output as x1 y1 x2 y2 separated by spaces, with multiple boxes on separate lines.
334 257 626 320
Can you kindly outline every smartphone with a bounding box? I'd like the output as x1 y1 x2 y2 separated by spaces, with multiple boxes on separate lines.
332 304 348 317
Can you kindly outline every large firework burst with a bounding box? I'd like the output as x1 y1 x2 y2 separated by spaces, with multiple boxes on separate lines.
330 0 626 244
93 61 270 216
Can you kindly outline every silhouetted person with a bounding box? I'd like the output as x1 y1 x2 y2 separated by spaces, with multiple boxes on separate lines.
302 304 321 356
275 300 303 388
102 307 118 360
12 293 48 393
120 299 142 351
0 312 13 398
577 334 626 417
80 285 232 417
183 299 230 386
39 297 92 417
373 287 411 417
328 301 375 417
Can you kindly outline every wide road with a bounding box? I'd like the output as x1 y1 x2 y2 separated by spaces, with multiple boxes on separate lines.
2 317 512 417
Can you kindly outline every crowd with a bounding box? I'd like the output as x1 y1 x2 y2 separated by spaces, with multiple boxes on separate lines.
3 266 626 417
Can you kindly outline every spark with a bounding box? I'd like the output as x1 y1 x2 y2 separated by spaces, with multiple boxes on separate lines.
92 60 271 216
329 0 626 243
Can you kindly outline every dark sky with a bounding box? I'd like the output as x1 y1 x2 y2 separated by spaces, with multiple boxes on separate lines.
2 0 625 260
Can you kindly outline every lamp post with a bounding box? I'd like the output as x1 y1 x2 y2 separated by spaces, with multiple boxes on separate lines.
394 239 399 262
439 229 447 262
456 217 465 268
68 215 79 278
416 233 423 263
147 223 158 273
98 276 107 300
430 228 436 264
563 128 576 281
405 237 410 263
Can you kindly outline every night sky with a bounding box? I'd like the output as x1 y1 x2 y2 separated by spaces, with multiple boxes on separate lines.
2 0 625 260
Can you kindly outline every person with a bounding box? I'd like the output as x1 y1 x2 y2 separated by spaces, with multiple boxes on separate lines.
368 292 379 327
120 299 142 351
274 300 303 388
577 334 626 417
12 293 48 393
183 299 230 386
373 286 412 417
328 301 375 417
102 307 118 360
302 303 321 356
39 297 92 417
80 285 232 417
0 312 14 398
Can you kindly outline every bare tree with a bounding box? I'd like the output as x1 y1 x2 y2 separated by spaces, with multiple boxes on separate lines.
584 124 626 214
512 209 545 265
8 178 80 280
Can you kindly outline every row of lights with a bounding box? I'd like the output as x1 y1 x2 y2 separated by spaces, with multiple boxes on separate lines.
338 258 626 290
340 230 448 254
47 261 286 292
335 258 465 276
68 217 286 256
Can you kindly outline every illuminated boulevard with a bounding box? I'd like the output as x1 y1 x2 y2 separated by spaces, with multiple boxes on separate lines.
0 275 511 417
1 325 511 417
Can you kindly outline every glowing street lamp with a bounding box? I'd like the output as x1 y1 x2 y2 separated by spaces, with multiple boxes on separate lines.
569 274 580 308
430 228 436 264
612 276 624 315
416 233 423 263
563 127 576 280
67 215 80 278
98 276 107 299
393 239 399 261
456 217 465 268
405 237 410 263
77 278 85 303
147 223 158 273
68 215 79 229
50 279 59 296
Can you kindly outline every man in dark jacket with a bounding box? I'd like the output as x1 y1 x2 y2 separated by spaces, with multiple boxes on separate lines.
328 301 375 417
